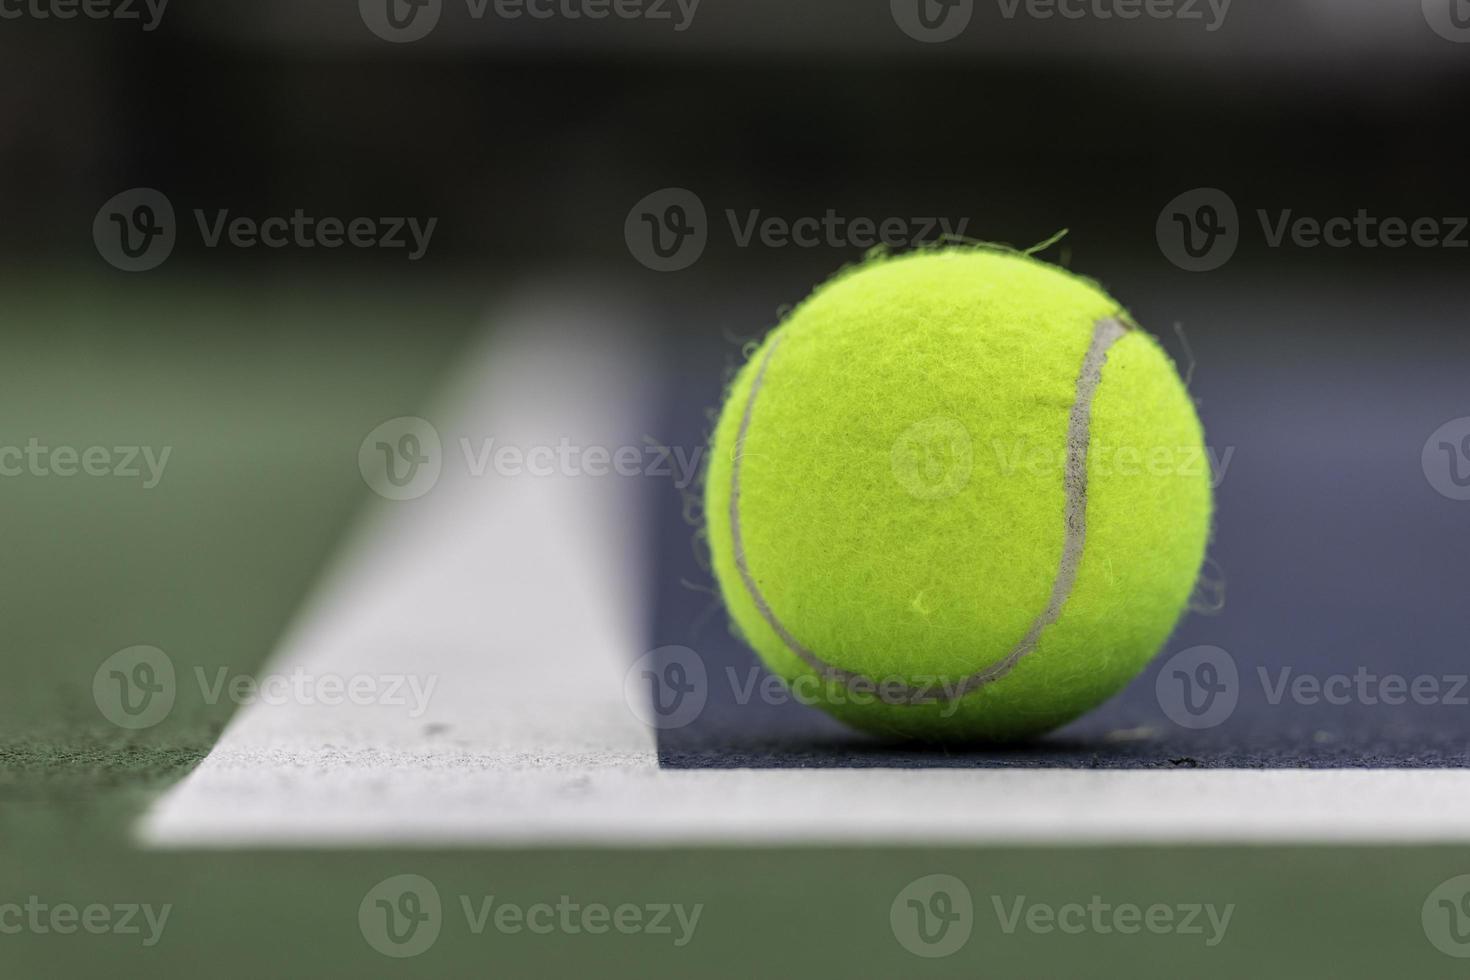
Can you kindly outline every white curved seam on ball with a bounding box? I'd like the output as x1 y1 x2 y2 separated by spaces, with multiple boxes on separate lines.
729 315 1130 707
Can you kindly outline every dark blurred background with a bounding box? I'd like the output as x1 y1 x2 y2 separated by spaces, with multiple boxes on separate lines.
3 0 1470 283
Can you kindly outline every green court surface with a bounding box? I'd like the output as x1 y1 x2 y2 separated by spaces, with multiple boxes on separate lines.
0 270 480 784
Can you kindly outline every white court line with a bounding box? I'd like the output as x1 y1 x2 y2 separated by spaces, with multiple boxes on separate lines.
146 764 1470 847
141 287 661 846
141 290 1470 849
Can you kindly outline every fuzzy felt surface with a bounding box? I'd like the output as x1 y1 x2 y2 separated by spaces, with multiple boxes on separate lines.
705 248 1212 742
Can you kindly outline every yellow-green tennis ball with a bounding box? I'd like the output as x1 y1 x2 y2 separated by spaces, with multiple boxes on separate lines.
705 248 1211 742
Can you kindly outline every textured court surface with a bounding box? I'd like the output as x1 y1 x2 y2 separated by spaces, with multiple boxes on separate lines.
6 273 1470 977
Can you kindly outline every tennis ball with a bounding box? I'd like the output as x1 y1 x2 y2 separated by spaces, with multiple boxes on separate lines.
705 247 1211 742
